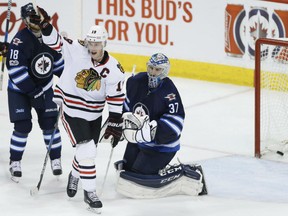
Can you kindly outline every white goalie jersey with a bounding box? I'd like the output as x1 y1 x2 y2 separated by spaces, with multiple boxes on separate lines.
42 27 125 121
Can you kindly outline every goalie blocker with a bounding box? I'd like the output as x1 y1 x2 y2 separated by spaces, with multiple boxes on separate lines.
114 161 208 199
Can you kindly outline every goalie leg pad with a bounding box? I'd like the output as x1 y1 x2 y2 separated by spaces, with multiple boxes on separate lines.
182 164 208 195
115 164 204 198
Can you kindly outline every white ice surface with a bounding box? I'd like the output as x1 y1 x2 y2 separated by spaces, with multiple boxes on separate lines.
1 74 288 216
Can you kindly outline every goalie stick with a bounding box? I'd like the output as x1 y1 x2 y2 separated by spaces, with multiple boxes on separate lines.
0 0 12 91
30 110 61 196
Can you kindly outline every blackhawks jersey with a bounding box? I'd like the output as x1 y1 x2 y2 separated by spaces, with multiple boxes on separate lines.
42 27 125 121
123 72 185 153
6 28 64 94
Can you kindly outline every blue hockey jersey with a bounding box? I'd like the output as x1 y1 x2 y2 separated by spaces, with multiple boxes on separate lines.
6 28 64 94
123 72 185 152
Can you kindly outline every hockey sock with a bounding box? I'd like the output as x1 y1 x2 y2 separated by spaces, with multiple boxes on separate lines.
10 131 28 161
75 140 97 192
43 129 62 160
72 156 80 178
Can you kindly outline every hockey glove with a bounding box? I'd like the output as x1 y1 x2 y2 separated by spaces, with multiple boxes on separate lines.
135 116 157 143
28 87 46 109
0 42 9 57
29 6 51 29
37 6 51 29
103 117 123 148
122 113 157 144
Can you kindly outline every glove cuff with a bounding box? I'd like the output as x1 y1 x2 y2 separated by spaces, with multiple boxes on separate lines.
41 23 53 36
109 112 122 120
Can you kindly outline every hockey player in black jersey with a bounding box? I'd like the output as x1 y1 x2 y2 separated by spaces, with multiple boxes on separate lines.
115 53 207 198
6 3 64 182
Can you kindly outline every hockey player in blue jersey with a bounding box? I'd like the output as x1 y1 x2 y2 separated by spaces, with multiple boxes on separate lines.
115 53 207 198
6 3 64 182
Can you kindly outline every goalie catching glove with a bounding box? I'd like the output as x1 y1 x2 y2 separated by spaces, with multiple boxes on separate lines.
122 112 157 143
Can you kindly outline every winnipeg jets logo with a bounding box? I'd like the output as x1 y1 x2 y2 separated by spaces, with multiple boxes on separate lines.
133 103 149 116
31 52 53 79
248 8 269 57
165 93 176 101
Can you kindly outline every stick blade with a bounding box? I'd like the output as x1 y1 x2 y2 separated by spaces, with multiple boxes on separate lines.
30 187 39 196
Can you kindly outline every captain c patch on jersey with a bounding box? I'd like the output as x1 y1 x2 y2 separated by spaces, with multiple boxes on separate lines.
31 52 54 79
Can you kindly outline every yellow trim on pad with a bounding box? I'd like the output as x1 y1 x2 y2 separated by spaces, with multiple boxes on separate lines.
111 53 254 87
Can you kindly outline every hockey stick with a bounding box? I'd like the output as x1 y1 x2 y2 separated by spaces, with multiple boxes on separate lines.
0 0 12 91
97 117 114 197
30 111 61 196
98 147 114 197
131 64 136 76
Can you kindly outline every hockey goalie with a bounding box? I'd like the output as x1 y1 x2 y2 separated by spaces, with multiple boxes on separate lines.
114 53 207 198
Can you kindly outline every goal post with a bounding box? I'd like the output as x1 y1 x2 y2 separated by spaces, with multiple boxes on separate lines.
255 38 288 158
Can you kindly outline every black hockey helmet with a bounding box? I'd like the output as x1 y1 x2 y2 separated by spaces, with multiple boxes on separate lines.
20 3 36 19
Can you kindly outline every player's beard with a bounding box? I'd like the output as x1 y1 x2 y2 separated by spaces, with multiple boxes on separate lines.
24 19 41 37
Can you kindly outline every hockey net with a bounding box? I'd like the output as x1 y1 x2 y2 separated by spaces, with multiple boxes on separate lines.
255 38 288 158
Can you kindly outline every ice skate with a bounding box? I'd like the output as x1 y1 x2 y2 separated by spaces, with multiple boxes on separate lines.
9 161 22 183
84 190 102 214
51 158 62 176
67 171 79 198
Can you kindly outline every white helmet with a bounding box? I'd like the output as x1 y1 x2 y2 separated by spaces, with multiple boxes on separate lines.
85 25 108 45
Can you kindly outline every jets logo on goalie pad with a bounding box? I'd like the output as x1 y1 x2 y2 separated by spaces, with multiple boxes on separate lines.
31 52 53 79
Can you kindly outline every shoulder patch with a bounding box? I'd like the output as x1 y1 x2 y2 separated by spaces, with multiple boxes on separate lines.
12 38 23 46
164 93 176 101
78 39 85 47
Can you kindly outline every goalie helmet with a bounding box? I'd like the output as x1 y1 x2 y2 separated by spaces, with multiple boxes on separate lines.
147 53 170 88
85 25 108 46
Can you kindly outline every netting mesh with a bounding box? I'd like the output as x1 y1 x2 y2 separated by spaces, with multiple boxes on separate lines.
260 43 288 153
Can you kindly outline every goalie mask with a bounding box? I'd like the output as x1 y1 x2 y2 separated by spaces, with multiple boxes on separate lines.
21 3 41 33
85 25 108 61
147 53 170 89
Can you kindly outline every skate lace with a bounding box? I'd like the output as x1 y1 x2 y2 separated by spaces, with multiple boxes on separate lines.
69 175 79 190
88 191 100 202
10 161 21 172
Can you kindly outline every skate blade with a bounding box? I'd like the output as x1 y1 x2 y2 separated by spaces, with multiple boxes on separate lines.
10 176 20 183
87 206 102 214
